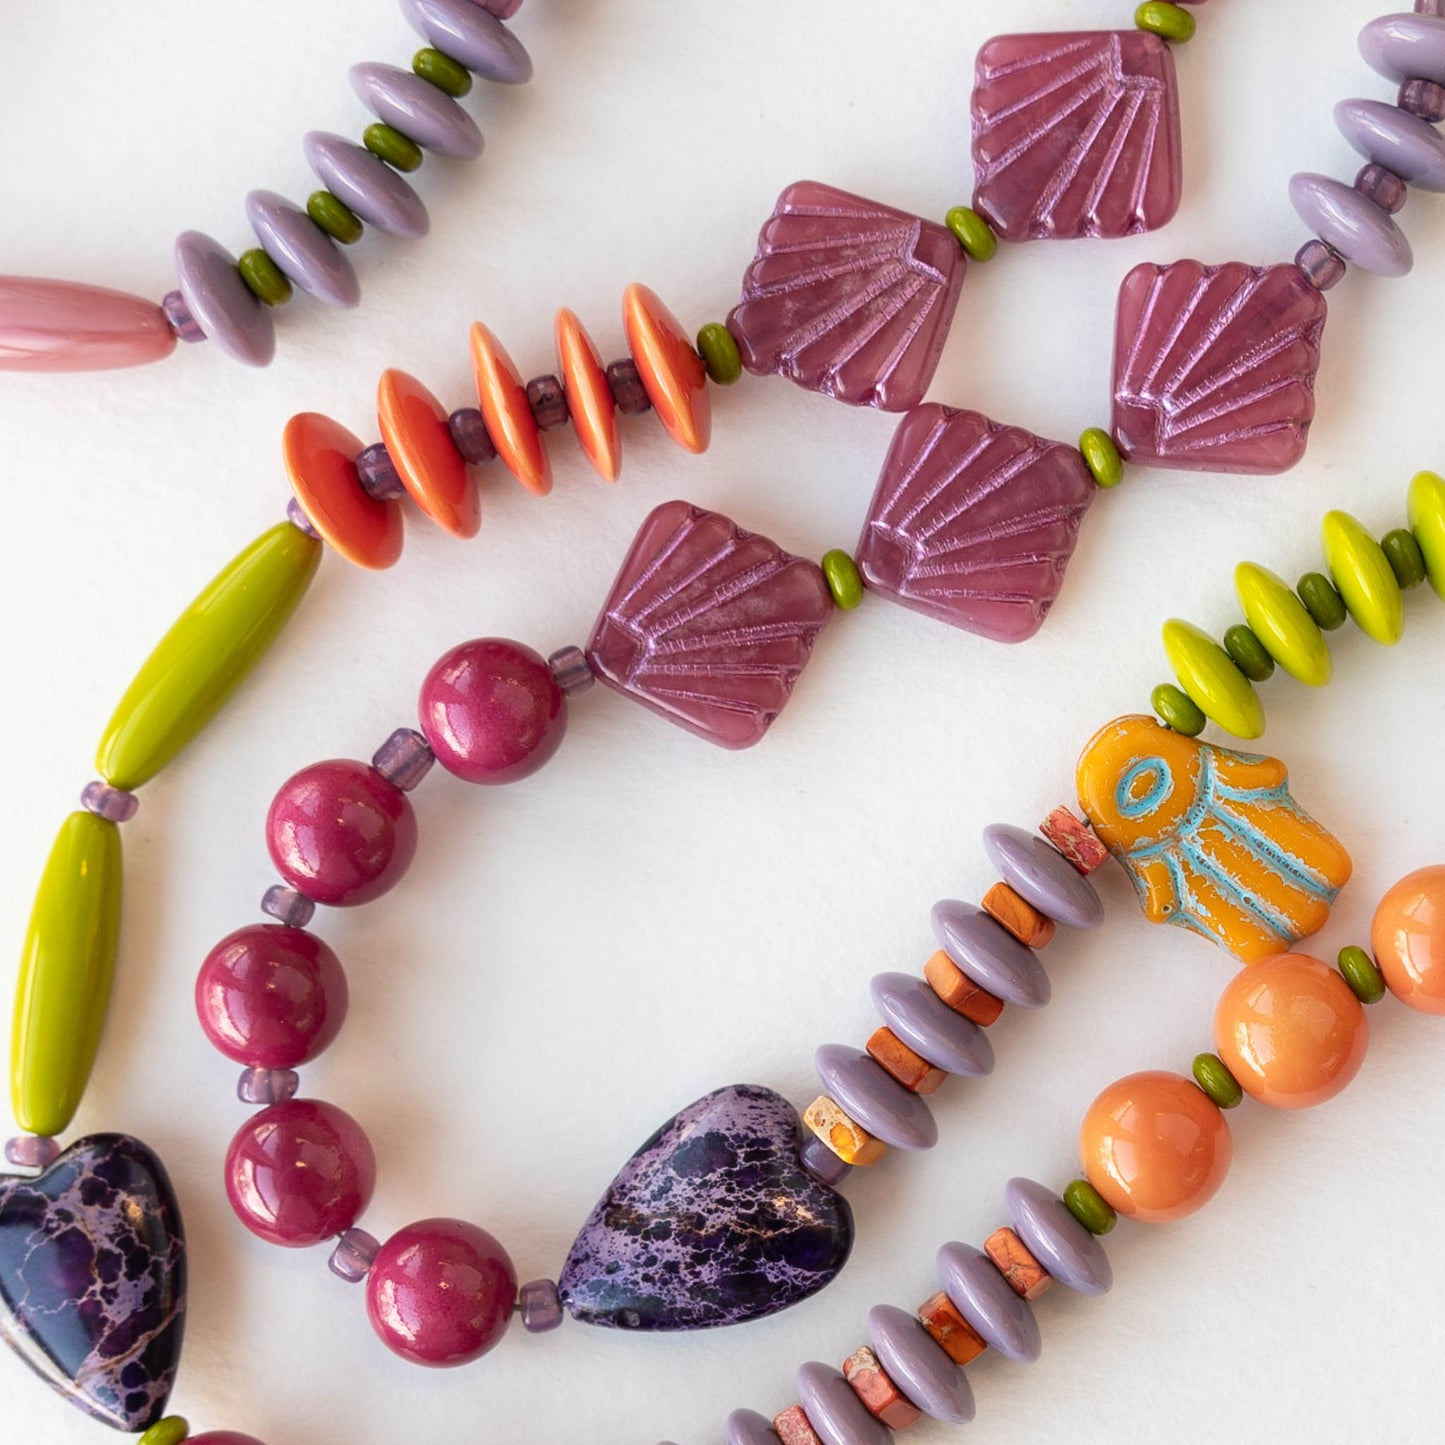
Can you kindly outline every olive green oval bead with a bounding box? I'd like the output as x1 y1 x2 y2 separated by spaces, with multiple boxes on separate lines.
696 322 743 385
1322 509 1404 645
11 812 123 1137
1135 0 1197 43
1408 469 1445 601
1338 945 1387 1005
138 1418 190 1445
1079 427 1124 488
1161 618 1265 740
1063 1178 1117 1235
1150 682 1206 737
96 522 322 792
1222 623 1275 682
821 549 865 611
307 189 364 245
1192 1053 1244 1110
364 122 424 173
1382 528 1426 589
413 46 473 98
1235 562 1332 687
1297 570 1348 631
945 205 998 262
237 247 293 307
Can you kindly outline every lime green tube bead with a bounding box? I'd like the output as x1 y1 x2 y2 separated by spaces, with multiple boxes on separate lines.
1135 1 1196 42
1408 469 1445 601
96 522 322 792
11 812 123 1136
1322 509 1404 645
1234 561 1332 687
1162 618 1265 740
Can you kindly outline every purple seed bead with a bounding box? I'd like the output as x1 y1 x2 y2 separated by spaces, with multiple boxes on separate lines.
372 727 435 792
798 1131 853 1188
1289 172 1413 277
1356 163 1409 214
866 1303 975 1425
80 780 139 823
448 406 497 464
161 289 206 343
5 1135 62 1171
868 972 994 1078
237 1065 301 1105
517 1277 564 1332
350 62 484 160
356 442 406 500
1005 1177 1112 1297
245 190 361 309
329 1226 381 1282
606 357 652 415
262 883 316 928
547 644 595 696
286 497 322 538
1400 77 1445 121
526 373 570 431
725 1410 784 1445
1295 239 1347 291
795 1361 890 1445
1421 0 1445 16
936 1240 1041 1363
982 823 1104 930
931 899 1051 1008
814 1044 938 1152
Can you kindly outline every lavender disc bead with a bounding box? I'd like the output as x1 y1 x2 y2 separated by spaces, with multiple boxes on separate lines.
795 1361 891 1445
1359 12 1445 86
936 1240 1041 1363
1335 97 1445 191
982 823 1104 930
173 230 276 366
398 0 534 83
1289 172 1413 277
866 1303 975 1425
350 63 484 159
868 972 994 1077
814 1045 938 1151
931 900 1051 1008
245 191 361 308
1005 1177 1112 1296
725 1410 784 1445
303 132 430 238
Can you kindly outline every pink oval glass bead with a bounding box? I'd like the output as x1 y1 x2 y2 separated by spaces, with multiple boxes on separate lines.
225 1098 376 1247
189 1435 269 1445
0 276 177 372
266 760 417 907
366 1218 517 1366
418 639 567 784
196 924 349 1069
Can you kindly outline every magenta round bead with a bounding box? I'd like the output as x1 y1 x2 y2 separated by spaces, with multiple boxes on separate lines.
366 1218 517 1366
418 638 567 785
265 759 417 906
225 1098 376 1248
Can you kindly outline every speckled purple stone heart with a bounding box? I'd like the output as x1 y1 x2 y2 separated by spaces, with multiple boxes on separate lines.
0 1134 187 1431
558 1084 853 1330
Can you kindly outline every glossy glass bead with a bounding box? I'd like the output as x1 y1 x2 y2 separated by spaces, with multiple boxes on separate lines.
1372 865 1445 1014
1079 427 1124 487
4 1134 62 1170
697 322 743 384
725 1411 784 1445
80 780 139 822
1297 570 1348 630
306 190 364 244
624 283 711 453
287 417 398 565
188 1436 265 1445
1400 77 1445 121
448 406 497 464
1135 1 1196 42
161 289 205 343
1062 1178 1117 1235
304 131 429 238
868 972 993 1078
866 1304 974 1426
351 62 483 160
798 1131 853 1187
1355 162 1409 214
378 368 479 536
470 322 551 494
354 443 404 501
1322 509 1404 644
236 1066 300 1106
399 0 533 82
548 644 595 696
0 276 177 372
237 247 293 307
935 1242 1041 1362
1005 1177 1112 1295
526 372 570 430
413 46 472 97
517 1277 564 1332
261 884 315 928
1290 172 1413 277
1295 238 1347 291
363 121 424 172
137 1419 190 1445
329 1227 381 1282
555 308 620 481
1162 617 1264 739
1191 1052 1244 1109
606 357 651 414
931 899 1050 1007
1235 561 1332 686
1150 682 1206 736
172 230 276 366
821 549 865 610
982 823 1103 930
1222 623 1275 681
1382 527 1427 588
245 191 360 308
944 205 997 261
1360 12 1445 86
371 727 435 791
795 1361 890 1445
1409 469 1445 599
1338 945 1388 1005
815 1045 937 1151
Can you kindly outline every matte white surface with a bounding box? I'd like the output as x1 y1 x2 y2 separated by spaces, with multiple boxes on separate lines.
1 3 1444 1443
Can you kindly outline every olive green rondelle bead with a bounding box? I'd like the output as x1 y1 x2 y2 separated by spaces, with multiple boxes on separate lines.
1338 945 1388 1005
1297 571 1348 631
364 122 424 173
696 323 743 385
307 190 364 245
237 248 293 306
821 550 866 610
413 46 473 98
1079 428 1124 488
1151 682 1207 737
1192 1052 1244 1109
945 205 998 262
1223 623 1276 682
138 1418 190 1445
1135 1 1197 42
1382 527 1428 589
1063 1178 1117 1235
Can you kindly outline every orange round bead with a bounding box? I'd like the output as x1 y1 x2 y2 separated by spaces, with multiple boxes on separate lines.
1372 864 1445 1015
282 412 403 571
1079 1070 1231 1223
1213 953 1368 1110
555 307 620 483
469 322 551 496
377 368 480 539
622 282 711 454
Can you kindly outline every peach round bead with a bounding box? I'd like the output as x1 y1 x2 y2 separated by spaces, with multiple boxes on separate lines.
555 307 620 482
283 412 403 570
1372 864 1445 1015
469 321 551 495
1079 1070 1232 1224
622 283 711 454
1213 953 1368 1110
377 368 480 538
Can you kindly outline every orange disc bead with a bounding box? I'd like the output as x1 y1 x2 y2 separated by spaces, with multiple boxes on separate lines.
555 307 620 482
1079 1070 1232 1223
469 322 551 496
282 412 403 570
1372 864 1445 1014
377 368 480 539
1213 953 1368 1110
622 282 711 454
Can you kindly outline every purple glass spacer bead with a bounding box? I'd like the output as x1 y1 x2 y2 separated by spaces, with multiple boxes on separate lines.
80 779 139 823
517 1277 564 1333
547 644 595 696
262 882 316 928
1400 77 1445 121
160 288 206 343
356 442 406 501
286 497 321 538
1419 0 1445 18
1356 163 1408 214
526 373 570 431
449 406 497 464
482 0 523 18
371 727 435 792
606 357 652 415
329 1226 381 1282
1294 239 1347 292
5 1135 62 1171
799 1131 852 1188
237 1065 300 1105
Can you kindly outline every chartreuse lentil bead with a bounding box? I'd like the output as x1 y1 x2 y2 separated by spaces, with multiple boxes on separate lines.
1135 1 1196 43
11 812 123 1137
96 523 322 792
1409 470 1445 601
237 247 293 307
1322 509 1404 645
696 323 743 385
1162 618 1265 739
822 549 865 610
1222 624 1274 682
308 189 364 245
1151 682 1206 737
1297 571 1348 631
1382 528 1426 589
945 205 998 262
138 1418 190 1445
1338 946 1387 1005
414 46 473 98
1063 1178 1117 1236
364 122 424 172
1235 562 1332 687
1192 1053 1244 1110
1079 428 1124 488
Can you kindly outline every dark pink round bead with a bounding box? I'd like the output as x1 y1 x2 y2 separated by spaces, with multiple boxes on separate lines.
265 759 417 906
418 638 567 785
189 1436 268 1445
196 924 348 1068
225 1098 375 1248
366 1218 517 1366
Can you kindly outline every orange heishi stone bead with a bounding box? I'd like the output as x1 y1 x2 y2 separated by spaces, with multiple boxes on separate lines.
917 1290 986 1365
923 950 1005 1026
1214 952 1368 1109
1372 864 1445 1015
622 282 711 454
555 307 620 482
802 1095 885 1167
1040 805 1110 875
377 368 480 539
841 1345 923 1430
982 881 1056 948
469 321 552 496
282 412 403 570
866 1025 947 1095
1079 1070 1232 1224
773 1404 824 1445
984 1226 1052 1300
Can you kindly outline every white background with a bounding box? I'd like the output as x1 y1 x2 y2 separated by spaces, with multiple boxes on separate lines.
2 2 1444 1442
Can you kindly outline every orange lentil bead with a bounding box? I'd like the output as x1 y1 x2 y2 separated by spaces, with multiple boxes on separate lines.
622 282 711 454
555 308 621 483
1213 953 1368 1110
377 368 480 539
1371 864 1445 1015
1079 1070 1232 1224
469 321 552 496
282 412 403 570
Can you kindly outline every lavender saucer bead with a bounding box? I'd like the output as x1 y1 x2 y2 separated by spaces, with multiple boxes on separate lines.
1290 172 1413 276
1359 11 1445 86
936 1241 1041 1363
931 900 1050 1008
303 132 430 239
245 191 361 308
814 1045 938 1151
866 1304 975 1425
173 230 276 366
796 1361 891 1445
350 63 484 160
868 972 994 1078
725 1410 783 1445
982 823 1104 929
398 0 534 83
1335 97 1445 190
1005 1177 1112 1296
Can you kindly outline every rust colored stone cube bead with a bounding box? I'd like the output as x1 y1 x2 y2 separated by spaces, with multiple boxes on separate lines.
982 880 1057 948
923 949 1005 1026
842 1345 923 1430
984 1225 1053 1301
1040 805 1110 875
774 1404 824 1445
866 1025 947 1095
803 1095 887 1167
917 1289 987 1365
